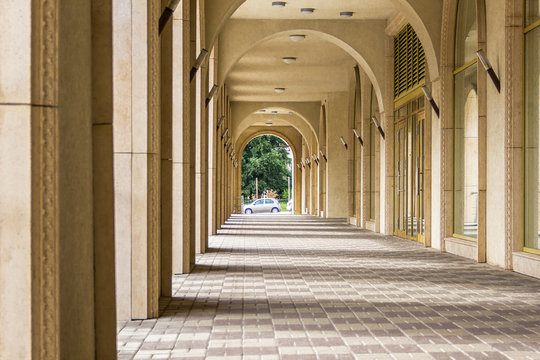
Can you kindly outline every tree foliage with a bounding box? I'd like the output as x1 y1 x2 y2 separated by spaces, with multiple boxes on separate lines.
241 135 291 200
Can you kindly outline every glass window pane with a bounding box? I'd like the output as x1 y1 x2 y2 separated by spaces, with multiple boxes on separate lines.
525 26 540 250
455 0 478 69
454 65 478 239
526 0 540 27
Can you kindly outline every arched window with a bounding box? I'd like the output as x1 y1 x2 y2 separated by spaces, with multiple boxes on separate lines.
524 0 540 252
453 0 479 240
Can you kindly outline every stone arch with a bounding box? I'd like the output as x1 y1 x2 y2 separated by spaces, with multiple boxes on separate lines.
221 26 387 113
236 129 302 213
233 103 319 147
238 130 299 163
206 0 442 91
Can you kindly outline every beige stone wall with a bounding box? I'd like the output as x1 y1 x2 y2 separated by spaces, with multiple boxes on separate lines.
0 1 33 357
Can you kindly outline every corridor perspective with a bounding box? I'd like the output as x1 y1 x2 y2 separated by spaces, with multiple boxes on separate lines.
2 0 540 359
118 215 540 359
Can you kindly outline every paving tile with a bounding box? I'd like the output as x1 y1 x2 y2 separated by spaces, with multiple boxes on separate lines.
117 215 540 359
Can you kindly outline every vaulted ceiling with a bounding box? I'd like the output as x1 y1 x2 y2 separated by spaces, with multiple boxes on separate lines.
226 0 399 103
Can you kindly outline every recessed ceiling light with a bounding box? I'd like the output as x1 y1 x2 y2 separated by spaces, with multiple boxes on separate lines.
274 88 286 94
288 112 294 115
259 109 266 113
289 34 306 42
271 111 278 114
301 8 315 14
282 57 297 64
266 122 273 126
272 1 286 7
340 11 354 17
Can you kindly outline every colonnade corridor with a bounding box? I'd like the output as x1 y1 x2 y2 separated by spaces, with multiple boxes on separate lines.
117 215 540 360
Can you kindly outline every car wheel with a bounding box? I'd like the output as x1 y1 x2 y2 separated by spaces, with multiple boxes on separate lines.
245 208 253 214
271 207 279 213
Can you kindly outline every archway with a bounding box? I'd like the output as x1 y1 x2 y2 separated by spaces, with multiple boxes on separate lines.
237 129 304 214
238 132 298 214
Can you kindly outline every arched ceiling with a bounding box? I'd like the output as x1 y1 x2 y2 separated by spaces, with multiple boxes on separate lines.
216 0 442 143
227 33 356 102
231 0 399 20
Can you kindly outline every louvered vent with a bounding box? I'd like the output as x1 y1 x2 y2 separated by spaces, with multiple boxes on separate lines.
394 24 426 99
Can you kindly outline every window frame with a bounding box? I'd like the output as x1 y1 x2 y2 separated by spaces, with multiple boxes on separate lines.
452 0 479 242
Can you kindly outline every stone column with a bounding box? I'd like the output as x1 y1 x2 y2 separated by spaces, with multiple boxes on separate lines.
310 136 319 215
318 105 327 217
361 71 371 229
160 0 173 297
326 92 350 218
1 0 116 358
91 0 118 356
382 35 395 235
215 94 223 229
195 63 209 254
113 0 161 319
195 0 209 253
207 48 218 236
302 141 310 213
167 0 196 275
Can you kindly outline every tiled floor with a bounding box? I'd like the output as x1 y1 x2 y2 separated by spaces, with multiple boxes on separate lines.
118 215 540 359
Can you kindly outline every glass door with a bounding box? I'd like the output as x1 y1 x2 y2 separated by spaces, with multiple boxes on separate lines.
394 96 425 243
395 121 407 238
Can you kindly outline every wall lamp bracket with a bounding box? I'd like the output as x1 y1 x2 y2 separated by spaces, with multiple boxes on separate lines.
158 0 181 35
421 85 440 118
224 136 231 148
216 115 225 130
352 128 364 146
311 154 319 166
190 49 209 81
476 50 501 93
296 163 302 170
221 128 229 141
205 84 219 107
319 150 327 162
340 136 348 150
371 116 386 140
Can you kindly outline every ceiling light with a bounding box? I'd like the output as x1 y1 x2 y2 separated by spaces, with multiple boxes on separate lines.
340 11 354 17
271 111 278 114
274 88 286 94
266 122 273 126
259 109 266 113
289 34 306 42
301 8 314 14
282 57 297 64
288 112 294 115
272 1 286 7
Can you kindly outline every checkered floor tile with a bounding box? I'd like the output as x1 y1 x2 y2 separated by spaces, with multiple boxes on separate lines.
118 215 540 359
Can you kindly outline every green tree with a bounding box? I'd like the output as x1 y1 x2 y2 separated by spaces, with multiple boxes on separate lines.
241 135 291 200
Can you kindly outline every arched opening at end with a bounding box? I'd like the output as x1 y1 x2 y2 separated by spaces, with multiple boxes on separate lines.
240 134 294 214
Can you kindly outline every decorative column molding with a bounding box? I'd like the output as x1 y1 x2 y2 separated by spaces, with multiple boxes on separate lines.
439 0 458 250
504 0 524 269
31 0 60 357
147 0 161 318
